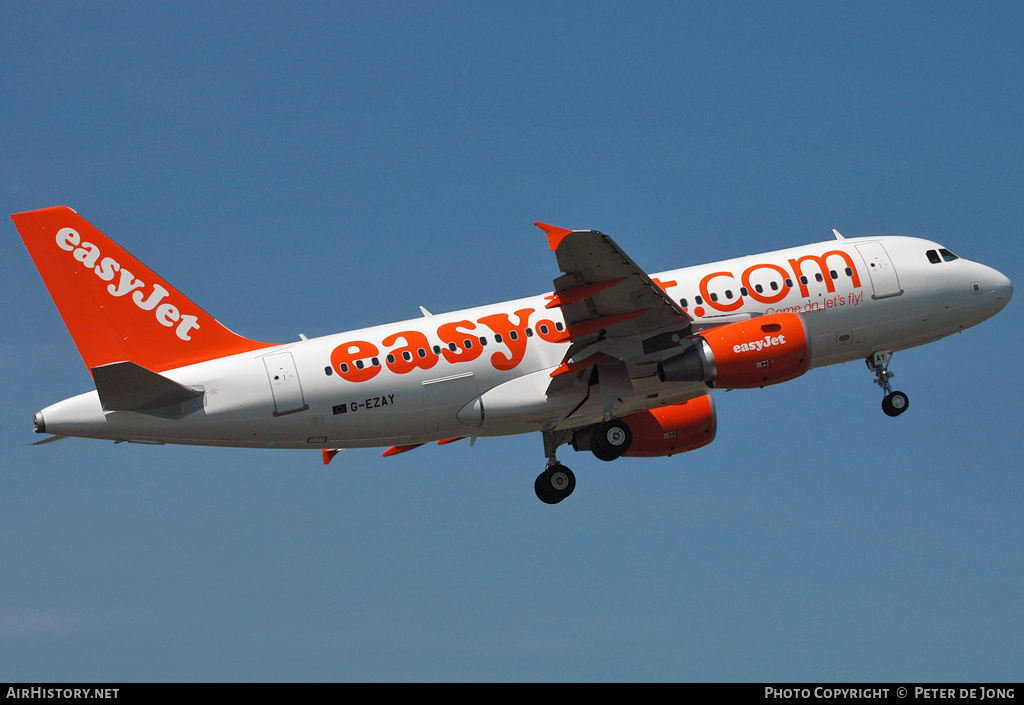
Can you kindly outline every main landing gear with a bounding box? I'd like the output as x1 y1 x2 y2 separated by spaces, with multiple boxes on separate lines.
535 463 576 505
867 351 909 417
534 418 636 504
589 419 633 462
536 429 576 504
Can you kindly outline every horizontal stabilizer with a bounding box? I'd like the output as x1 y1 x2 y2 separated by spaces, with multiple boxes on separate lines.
92 361 203 412
30 434 69 445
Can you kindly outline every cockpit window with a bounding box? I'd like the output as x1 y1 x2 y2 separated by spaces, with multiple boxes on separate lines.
939 248 959 262
926 250 941 264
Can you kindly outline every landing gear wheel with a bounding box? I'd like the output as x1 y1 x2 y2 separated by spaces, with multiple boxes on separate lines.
535 464 576 504
882 391 909 417
868 352 910 418
590 420 633 462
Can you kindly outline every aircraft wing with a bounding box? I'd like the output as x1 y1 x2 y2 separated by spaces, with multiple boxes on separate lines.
536 223 694 393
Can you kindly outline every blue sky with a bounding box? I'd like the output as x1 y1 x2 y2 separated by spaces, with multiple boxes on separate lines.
2 1 1022 682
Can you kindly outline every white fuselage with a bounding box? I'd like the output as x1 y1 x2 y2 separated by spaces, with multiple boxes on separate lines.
37 235 1012 449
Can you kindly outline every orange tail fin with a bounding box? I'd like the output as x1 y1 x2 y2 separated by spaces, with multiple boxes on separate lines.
12 206 274 373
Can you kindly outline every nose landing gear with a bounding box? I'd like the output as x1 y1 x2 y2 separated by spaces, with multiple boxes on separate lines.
882 390 909 417
867 351 909 417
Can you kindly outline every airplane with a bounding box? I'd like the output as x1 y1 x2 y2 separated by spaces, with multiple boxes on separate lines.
11 206 1013 504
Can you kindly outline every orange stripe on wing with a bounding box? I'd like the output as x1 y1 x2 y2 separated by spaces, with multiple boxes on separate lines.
382 443 424 457
545 278 626 309
550 352 610 378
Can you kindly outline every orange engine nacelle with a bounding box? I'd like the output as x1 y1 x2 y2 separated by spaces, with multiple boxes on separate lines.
619 395 717 458
658 312 809 389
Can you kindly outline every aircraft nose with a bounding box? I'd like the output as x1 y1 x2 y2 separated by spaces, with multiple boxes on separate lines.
994 269 1013 303
985 266 1013 313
